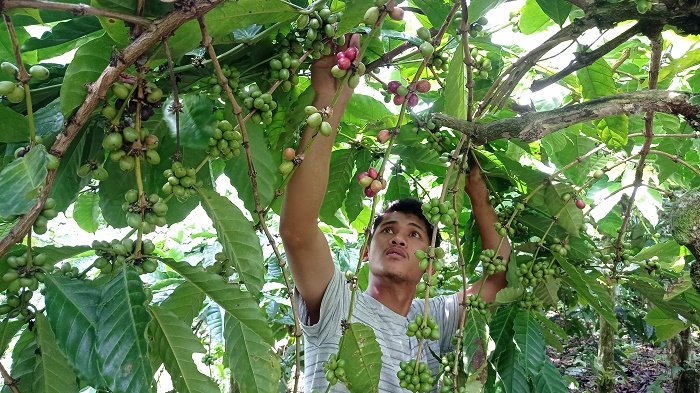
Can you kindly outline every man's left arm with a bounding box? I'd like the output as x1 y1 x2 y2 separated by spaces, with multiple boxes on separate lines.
459 164 511 304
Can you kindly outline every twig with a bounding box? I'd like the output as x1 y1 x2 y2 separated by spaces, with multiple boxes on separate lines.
0 361 19 393
1 0 152 26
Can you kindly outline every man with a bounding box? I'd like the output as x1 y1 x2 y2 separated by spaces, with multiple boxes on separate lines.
279 37 510 392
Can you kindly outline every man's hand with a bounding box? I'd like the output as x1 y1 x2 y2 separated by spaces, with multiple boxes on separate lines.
310 34 360 105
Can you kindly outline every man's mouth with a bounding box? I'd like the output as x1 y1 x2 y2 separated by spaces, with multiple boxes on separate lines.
385 247 406 258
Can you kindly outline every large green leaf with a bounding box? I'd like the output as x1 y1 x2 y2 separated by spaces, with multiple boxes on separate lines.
577 57 615 100
224 122 283 218
48 120 95 212
160 280 206 323
206 0 297 39
409 0 452 28
385 173 414 202
535 0 572 25
337 0 375 35
659 47 700 82
198 188 265 297
59 34 113 118
320 148 357 225
3 328 37 393
73 191 101 233
532 357 568 392
519 0 553 35
344 94 395 127
33 313 80 393
96 267 153 393
628 277 699 325
338 322 383 393
0 144 48 217
596 114 628 149
44 274 106 389
0 319 24 354
0 105 29 143
163 92 217 151
558 258 618 331
223 311 281 393
490 304 519 360
22 16 102 51
495 341 529 393
445 42 466 120
149 306 220 393
460 309 489 371
513 309 545 376
644 307 686 342
392 145 446 178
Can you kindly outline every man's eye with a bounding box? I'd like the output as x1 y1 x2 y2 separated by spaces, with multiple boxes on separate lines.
410 231 420 237
383 227 393 233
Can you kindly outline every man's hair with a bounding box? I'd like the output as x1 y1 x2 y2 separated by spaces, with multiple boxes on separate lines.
369 198 441 247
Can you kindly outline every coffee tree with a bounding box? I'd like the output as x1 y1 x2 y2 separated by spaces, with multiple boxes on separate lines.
0 0 699 392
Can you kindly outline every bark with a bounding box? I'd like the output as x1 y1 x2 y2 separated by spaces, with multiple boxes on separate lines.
433 90 700 145
596 286 616 393
669 328 700 393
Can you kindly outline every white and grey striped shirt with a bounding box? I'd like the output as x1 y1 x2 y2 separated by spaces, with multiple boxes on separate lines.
296 267 460 392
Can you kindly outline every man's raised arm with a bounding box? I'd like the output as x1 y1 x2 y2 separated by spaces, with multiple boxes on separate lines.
279 36 358 322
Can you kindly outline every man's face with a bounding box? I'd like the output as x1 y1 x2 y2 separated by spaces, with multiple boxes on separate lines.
366 211 431 285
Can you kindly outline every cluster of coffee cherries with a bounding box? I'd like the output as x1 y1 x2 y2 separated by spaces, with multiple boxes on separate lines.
78 160 109 181
294 6 341 59
207 119 243 160
428 51 451 72
102 125 160 171
406 314 440 341
92 238 157 275
561 192 586 209
0 62 49 103
437 353 457 393
330 46 364 90
518 292 544 311
422 198 457 227
479 249 507 276
105 81 163 122
55 261 81 278
641 258 660 274
468 48 494 80
464 294 487 314
32 198 58 235
385 80 419 107
415 272 439 298
278 148 297 176
466 16 489 38
239 84 277 125
495 202 528 238
356 167 386 198
206 252 236 282
268 52 301 92
397 359 434 393
493 221 515 238
3 252 52 293
363 0 404 25
0 290 35 320
162 161 201 200
415 27 436 59
549 237 571 257
516 259 556 288
304 105 333 136
415 247 446 271
122 190 168 233
322 353 348 386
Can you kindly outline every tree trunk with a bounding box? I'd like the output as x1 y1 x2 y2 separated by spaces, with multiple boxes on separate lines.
669 328 699 393
596 286 615 393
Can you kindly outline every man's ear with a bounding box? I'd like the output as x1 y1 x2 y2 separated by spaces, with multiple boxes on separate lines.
362 245 369 262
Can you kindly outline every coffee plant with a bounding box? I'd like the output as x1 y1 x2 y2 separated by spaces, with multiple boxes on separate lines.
0 0 699 392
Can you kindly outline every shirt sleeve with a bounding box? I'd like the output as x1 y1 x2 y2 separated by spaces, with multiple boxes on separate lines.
294 267 352 346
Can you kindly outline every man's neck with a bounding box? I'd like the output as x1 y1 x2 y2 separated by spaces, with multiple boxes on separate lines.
364 277 416 316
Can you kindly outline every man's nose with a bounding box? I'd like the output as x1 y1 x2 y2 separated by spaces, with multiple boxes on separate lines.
391 235 406 246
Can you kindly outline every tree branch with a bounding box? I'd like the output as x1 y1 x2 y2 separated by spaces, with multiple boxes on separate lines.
531 22 643 92
1 0 153 26
435 90 700 144
0 0 226 257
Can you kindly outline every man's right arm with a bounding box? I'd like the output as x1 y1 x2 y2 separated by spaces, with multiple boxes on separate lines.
280 41 356 323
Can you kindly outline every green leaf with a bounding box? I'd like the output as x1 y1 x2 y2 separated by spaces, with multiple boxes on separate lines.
541 182 583 237
628 277 699 325
163 92 217 151
532 357 568 392
596 114 628 149
385 173 413 202
224 122 282 218
634 240 682 263
73 191 101 233
160 281 206 323
494 341 529 393
392 145 446 178
344 94 394 127
149 306 220 393
513 309 545 376
336 0 375 36
520 0 553 35
206 0 297 38
495 287 524 304
644 307 686 342
0 144 48 217
558 258 618 331
4 328 37 393
22 16 102 51
44 274 106 389
460 309 489 370
468 0 507 23
320 149 357 225
33 313 80 393
409 0 452 28
49 120 94 212
659 47 700 83
96 267 153 393
198 188 265 298
535 0 572 25
0 319 24 354
445 42 467 120
338 322 383 393
490 304 519 360
577 57 615 100
223 311 281 393
59 34 113 118
0 105 29 143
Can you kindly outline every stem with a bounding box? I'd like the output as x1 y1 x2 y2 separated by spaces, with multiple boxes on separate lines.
3 14 36 144
0 361 19 393
2 0 151 25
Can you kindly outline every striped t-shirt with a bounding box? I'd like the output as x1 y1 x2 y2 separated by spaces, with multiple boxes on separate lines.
296 267 460 392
